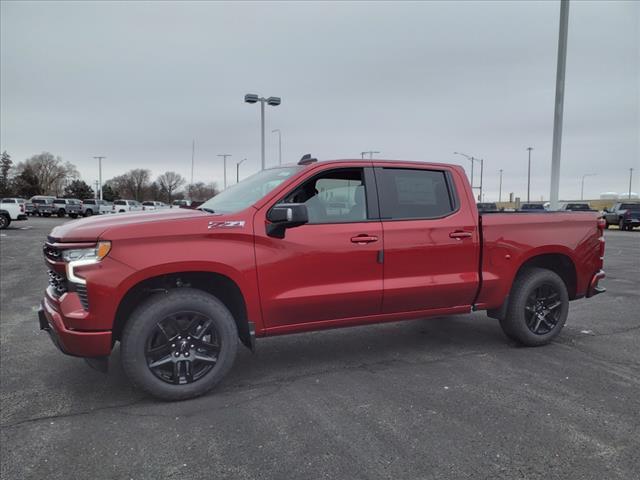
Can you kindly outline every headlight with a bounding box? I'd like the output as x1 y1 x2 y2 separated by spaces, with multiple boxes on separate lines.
62 241 111 262
63 241 111 285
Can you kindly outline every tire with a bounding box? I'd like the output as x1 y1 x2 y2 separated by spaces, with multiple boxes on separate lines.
57 209 65 218
499 268 569 346
0 214 9 230
69 213 78 219
119 209 125 213
121 288 239 401
618 219 628 231
43 213 51 217
84 209 93 217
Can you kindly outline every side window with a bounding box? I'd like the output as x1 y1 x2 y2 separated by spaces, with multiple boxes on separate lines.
376 168 454 220
282 168 368 224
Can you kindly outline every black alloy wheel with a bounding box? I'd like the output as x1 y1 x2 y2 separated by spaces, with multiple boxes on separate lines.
145 312 220 385
0 214 9 229
523 284 563 335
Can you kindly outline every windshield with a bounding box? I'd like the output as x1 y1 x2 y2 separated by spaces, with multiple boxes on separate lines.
199 166 303 214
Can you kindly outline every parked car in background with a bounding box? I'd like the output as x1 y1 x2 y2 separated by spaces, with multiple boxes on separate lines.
559 202 594 212
39 158 606 400
603 202 640 230
81 199 112 216
0 198 28 229
113 199 143 213
53 198 82 218
477 202 498 212
142 201 169 211
171 199 192 208
28 196 56 216
519 203 546 212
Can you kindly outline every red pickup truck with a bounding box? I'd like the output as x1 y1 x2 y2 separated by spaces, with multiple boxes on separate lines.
39 158 606 400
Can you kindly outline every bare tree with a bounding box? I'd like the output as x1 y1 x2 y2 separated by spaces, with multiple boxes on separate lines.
14 152 78 195
185 182 219 202
105 169 151 200
157 171 185 202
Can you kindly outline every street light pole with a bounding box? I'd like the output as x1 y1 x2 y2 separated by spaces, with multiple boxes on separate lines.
361 151 380 159
236 158 246 183
629 168 634 199
93 156 106 200
244 94 281 170
217 154 231 190
550 0 570 210
190 139 195 200
526 147 533 203
479 158 484 201
272 129 282 165
499 169 503 203
453 152 478 194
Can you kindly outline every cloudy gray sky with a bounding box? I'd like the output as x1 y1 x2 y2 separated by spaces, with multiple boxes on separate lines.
1 0 638 200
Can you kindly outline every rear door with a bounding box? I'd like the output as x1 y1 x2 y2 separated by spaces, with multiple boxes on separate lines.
374 166 480 313
254 166 384 330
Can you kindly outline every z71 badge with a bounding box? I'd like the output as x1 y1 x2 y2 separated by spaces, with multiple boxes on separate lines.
208 220 245 229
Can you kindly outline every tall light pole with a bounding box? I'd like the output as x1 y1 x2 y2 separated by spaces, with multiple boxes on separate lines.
453 152 480 197
236 158 247 183
526 147 533 202
190 139 195 200
93 156 106 200
361 151 380 159
244 94 281 170
272 129 282 165
629 168 634 199
580 173 596 200
479 158 484 201
217 154 231 190
550 0 570 210
498 169 503 203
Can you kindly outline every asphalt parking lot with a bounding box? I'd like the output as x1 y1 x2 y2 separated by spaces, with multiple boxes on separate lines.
1 216 639 480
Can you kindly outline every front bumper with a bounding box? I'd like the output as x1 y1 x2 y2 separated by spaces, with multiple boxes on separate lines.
38 297 112 357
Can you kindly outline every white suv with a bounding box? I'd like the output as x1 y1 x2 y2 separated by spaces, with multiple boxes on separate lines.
113 199 143 213
142 201 169 211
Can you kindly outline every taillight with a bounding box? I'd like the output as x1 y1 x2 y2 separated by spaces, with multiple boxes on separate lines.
20 203 24 213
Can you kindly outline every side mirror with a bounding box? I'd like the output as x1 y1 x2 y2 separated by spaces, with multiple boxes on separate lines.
266 203 309 238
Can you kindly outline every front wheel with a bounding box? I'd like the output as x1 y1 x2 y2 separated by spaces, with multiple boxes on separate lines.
120 288 238 401
57 209 65 218
499 268 569 346
84 209 93 217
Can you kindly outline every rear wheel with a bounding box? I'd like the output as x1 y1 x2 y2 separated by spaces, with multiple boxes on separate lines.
499 268 569 346
0 214 9 230
57 209 65 218
121 288 238 401
84 209 93 217
69 213 78 219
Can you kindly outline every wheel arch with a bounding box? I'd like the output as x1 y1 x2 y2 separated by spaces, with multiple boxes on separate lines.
514 252 578 300
113 271 254 351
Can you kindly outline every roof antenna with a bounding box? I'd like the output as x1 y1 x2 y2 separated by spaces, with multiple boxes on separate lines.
298 154 317 165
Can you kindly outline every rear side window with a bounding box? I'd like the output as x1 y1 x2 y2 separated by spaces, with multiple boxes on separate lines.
84 200 95 205
1 199 16 203
54 199 65 204
376 168 455 220
114 200 126 205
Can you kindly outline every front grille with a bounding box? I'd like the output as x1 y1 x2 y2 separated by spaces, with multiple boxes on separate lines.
48 269 67 296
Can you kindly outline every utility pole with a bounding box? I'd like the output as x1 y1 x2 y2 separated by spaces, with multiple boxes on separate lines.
93 156 106 200
498 169 503 203
236 158 246 183
629 168 634 199
190 139 195 200
526 147 533 203
549 0 570 210
272 129 282 165
217 154 231 190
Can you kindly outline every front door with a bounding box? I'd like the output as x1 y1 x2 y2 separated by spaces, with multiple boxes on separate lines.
254 166 383 331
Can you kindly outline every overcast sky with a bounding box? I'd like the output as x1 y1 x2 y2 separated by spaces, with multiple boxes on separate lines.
1 0 638 201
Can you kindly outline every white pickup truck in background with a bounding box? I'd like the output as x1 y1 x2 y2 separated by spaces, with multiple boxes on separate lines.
0 198 28 229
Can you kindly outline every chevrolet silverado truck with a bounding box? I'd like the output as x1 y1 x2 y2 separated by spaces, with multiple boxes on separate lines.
0 198 28 229
39 158 606 400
